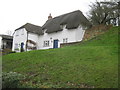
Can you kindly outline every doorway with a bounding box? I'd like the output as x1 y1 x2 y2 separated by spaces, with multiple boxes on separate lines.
53 40 58 48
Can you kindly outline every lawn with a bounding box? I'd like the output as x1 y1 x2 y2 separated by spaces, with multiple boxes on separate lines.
2 26 119 88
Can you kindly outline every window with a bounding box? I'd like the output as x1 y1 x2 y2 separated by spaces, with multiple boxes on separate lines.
42 29 47 34
60 25 66 29
16 31 19 36
43 41 49 47
21 29 24 35
63 38 68 43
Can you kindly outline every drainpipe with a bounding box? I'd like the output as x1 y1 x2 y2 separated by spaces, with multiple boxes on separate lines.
26 32 28 51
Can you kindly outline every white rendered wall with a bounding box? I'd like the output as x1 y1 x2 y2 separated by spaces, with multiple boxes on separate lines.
75 26 85 42
12 28 27 52
12 25 85 52
38 25 85 50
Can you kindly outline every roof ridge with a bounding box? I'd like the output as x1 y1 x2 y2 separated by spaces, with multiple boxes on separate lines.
53 10 82 19
42 10 91 33
25 23 42 27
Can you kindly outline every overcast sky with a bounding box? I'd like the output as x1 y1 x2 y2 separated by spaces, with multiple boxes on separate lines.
0 0 105 35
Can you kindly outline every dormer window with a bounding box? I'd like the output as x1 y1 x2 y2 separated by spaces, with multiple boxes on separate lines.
42 29 47 34
60 25 66 29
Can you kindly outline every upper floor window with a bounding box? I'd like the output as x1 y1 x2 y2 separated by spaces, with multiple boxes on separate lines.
63 38 68 43
15 31 19 36
60 25 66 29
43 40 49 47
42 29 47 34
21 29 24 35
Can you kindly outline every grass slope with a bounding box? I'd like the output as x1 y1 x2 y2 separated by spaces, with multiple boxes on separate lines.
2 26 119 88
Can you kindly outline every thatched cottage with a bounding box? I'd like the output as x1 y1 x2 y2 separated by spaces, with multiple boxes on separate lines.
12 10 91 52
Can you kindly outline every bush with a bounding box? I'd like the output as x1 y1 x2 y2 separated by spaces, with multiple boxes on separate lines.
20 48 24 52
2 72 25 88
9 51 16 54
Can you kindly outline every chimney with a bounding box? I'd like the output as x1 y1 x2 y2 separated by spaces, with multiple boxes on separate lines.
48 13 52 20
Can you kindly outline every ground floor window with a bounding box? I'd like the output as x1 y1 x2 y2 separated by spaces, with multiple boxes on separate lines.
43 40 50 47
63 38 68 43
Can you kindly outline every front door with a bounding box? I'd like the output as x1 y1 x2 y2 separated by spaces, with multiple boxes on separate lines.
21 42 24 52
53 40 58 48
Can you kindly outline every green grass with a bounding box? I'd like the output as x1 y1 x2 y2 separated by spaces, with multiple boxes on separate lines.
2 26 119 88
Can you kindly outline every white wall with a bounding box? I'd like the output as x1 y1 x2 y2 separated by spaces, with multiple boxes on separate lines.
12 25 85 52
75 26 85 42
12 28 40 52
38 25 85 49
12 28 27 52
0 36 2 49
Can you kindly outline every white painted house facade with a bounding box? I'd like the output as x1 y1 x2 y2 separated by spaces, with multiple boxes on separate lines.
12 10 91 52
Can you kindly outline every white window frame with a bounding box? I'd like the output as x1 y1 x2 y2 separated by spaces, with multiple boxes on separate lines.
15 31 19 36
43 40 50 47
63 38 68 43
21 29 24 35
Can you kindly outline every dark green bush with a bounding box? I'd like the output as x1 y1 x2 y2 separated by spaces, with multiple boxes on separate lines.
2 72 25 88
9 51 16 54
20 48 24 52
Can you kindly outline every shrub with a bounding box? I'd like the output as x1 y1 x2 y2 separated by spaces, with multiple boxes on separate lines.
2 72 25 88
9 51 16 54
20 48 24 52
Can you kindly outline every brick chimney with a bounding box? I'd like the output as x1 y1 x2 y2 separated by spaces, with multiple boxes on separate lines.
48 13 52 20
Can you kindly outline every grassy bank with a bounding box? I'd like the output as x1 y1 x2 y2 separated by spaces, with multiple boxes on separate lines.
2 26 119 88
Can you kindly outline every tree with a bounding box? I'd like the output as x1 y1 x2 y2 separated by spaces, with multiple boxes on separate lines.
100 1 120 26
88 0 119 26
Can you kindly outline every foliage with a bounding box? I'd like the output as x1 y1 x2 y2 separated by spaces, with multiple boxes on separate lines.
2 72 25 88
2 26 119 88
83 24 112 41
88 1 119 26
20 48 24 52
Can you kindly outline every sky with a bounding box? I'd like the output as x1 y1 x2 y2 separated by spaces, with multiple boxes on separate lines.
0 0 105 35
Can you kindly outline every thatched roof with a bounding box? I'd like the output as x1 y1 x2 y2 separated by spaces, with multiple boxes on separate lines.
16 23 43 35
42 10 92 33
15 10 91 35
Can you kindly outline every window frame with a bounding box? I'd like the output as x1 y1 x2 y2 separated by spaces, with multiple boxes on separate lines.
63 38 68 43
21 29 24 35
15 31 19 36
43 40 50 47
